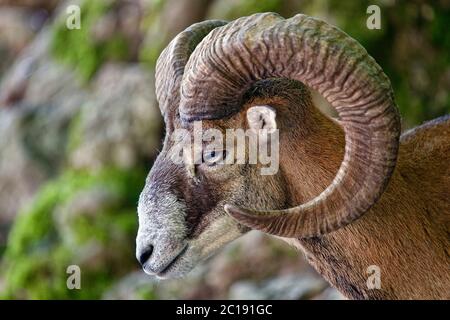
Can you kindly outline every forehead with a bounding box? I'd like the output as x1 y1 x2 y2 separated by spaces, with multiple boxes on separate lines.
177 96 289 131
163 77 307 132
179 113 245 133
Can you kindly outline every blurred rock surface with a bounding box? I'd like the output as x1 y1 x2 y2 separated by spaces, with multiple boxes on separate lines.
0 27 86 226
68 63 161 170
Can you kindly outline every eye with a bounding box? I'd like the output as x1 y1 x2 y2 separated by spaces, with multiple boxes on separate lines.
202 149 228 166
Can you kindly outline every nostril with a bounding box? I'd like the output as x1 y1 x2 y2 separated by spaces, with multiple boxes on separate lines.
138 245 154 266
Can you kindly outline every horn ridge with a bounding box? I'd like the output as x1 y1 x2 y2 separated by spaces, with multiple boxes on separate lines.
179 13 400 238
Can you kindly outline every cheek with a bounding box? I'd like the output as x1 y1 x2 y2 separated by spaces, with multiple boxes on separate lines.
182 177 222 237
183 168 246 238
191 213 248 254
183 164 285 237
241 169 288 210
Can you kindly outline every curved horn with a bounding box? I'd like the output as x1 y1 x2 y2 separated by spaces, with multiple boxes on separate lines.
155 20 227 120
180 13 401 238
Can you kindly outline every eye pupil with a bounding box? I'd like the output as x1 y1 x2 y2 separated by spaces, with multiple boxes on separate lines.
202 150 228 166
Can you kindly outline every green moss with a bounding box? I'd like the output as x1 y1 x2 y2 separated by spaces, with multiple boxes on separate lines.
51 0 132 81
139 37 165 70
136 286 158 300
1 167 146 299
138 0 167 69
3 247 73 299
66 110 84 154
140 0 286 70
208 0 284 21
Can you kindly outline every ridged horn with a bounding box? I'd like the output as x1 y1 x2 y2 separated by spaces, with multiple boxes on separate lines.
179 13 401 238
155 20 227 120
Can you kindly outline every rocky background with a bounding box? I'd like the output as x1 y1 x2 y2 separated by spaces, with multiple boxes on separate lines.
0 0 448 299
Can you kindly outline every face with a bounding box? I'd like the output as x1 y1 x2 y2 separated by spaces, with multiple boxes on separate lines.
135 103 287 279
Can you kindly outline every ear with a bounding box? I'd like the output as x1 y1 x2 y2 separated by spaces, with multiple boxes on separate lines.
246 105 277 132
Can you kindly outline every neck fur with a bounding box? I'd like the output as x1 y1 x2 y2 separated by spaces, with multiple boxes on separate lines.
278 103 448 299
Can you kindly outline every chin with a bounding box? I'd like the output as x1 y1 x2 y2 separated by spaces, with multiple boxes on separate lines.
144 249 199 280
153 265 195 280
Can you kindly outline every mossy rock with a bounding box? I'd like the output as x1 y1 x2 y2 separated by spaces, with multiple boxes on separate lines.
138 0 167 69
207 0 286 21
1 167 147 299
51 0 132 81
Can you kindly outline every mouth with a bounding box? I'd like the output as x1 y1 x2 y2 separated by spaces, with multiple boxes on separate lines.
154 244 189 278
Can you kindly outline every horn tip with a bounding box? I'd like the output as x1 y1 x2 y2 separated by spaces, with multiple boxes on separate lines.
224 204 251 221
224 204 241 216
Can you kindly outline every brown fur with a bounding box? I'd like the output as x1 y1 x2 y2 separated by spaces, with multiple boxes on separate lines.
295 115 450 299
238 81 450 299
145 78 449 298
